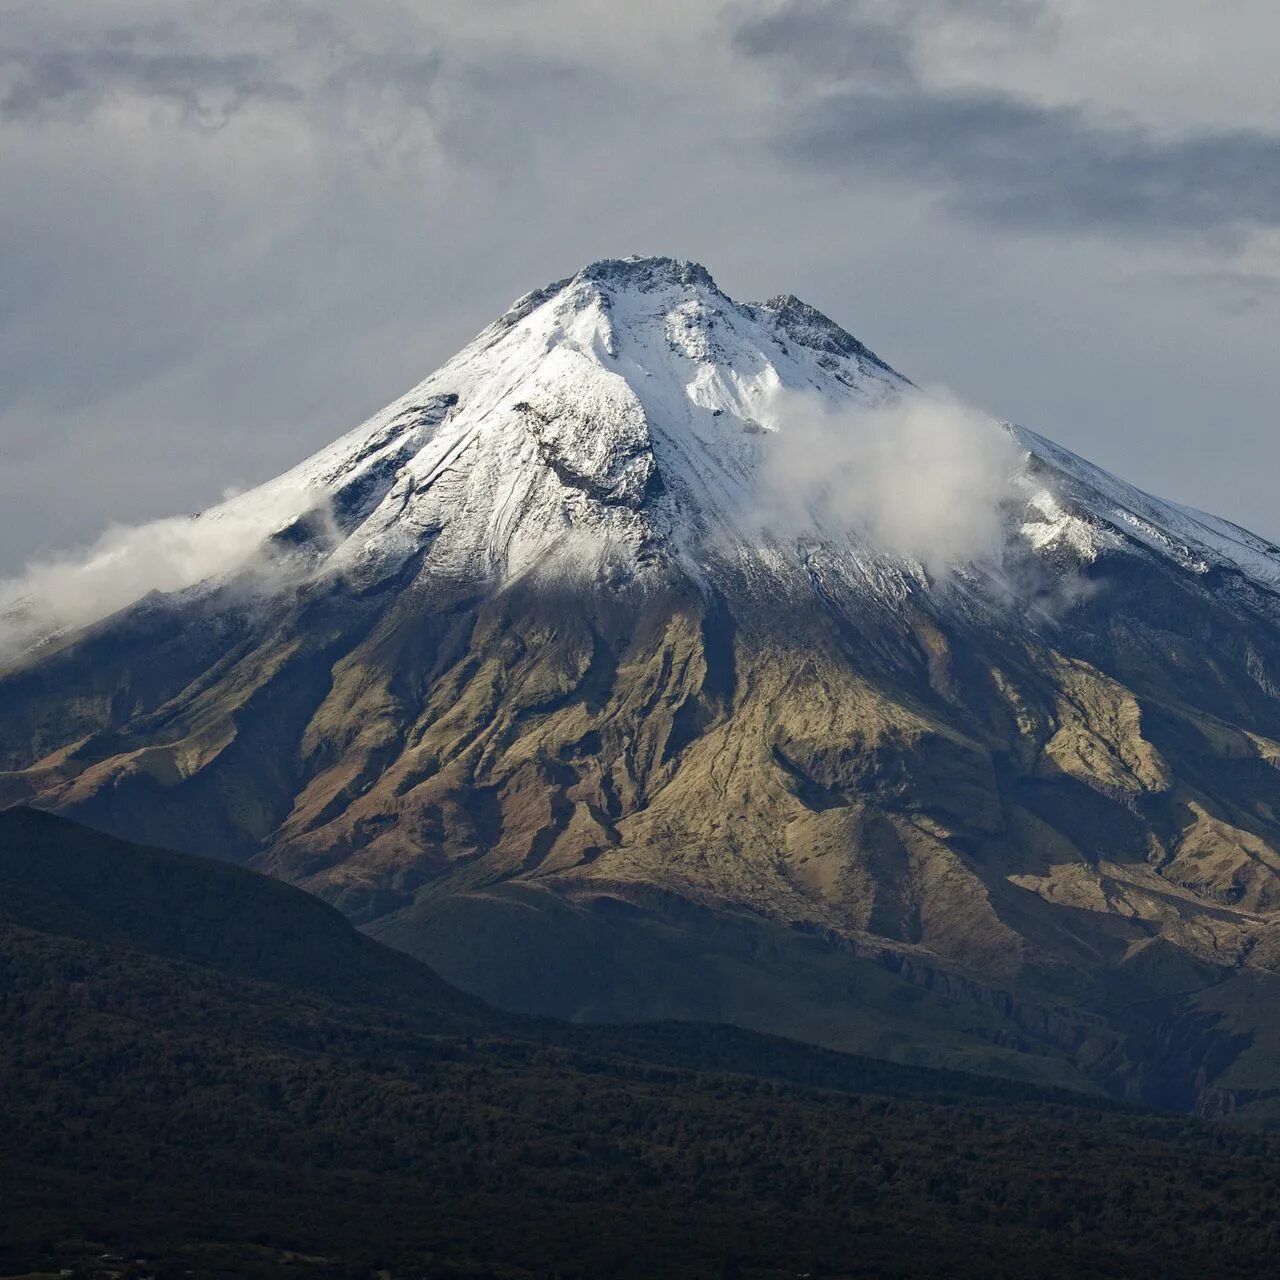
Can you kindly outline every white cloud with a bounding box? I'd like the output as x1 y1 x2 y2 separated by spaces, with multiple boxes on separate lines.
755 387 1025 572
0 482 332 659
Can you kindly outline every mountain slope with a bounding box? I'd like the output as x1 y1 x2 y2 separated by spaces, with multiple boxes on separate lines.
7 808 1280 1280
4 256 1280 1114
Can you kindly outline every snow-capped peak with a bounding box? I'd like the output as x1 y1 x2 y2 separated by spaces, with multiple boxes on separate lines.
12 255 1280 656
212 253 1272 611
224 255 924 594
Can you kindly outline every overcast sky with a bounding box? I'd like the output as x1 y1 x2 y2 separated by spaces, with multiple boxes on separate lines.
3 0 1278 573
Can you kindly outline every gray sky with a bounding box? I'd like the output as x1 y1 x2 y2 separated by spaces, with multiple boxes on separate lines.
3 0 1278 574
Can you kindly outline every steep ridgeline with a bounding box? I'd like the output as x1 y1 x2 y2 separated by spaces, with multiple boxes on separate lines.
4 256 1280 1116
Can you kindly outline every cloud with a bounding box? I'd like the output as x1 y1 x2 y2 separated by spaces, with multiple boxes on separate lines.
732 0 915 88
754 387 1025 572
0 484 333 660
0 46 299 123
0 9 578 149
786 90 1280 239
734 0 1280 243
732 0 1048 87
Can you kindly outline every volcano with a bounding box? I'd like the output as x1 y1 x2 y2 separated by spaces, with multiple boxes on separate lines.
5 255 1280 1116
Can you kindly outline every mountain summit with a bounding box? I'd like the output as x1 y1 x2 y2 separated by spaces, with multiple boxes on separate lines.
194 254 916 597
5 256 1280 1116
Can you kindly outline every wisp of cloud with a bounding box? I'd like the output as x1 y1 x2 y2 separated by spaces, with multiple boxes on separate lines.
0 483 333 660
755 387 1026 572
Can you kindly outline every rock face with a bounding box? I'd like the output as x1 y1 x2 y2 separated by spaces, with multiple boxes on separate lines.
5 255 1280 1116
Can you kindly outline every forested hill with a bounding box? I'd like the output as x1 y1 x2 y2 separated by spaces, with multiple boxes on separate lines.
3 807 1280 1279
0 805 486 1018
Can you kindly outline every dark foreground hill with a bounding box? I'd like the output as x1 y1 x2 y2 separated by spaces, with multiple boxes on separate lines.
3 807 1280 1280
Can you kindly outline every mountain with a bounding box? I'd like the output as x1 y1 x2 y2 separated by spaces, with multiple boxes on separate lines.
4 255 1280 1115
7 806 1280 1280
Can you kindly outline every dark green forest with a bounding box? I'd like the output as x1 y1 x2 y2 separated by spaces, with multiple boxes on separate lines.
4 809 1280 1280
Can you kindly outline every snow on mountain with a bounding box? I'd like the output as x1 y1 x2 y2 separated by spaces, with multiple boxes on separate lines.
7 255 1279 654
206 254 1280 607
1014 424 1280 591
230 256 908 592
